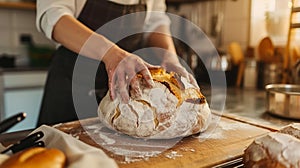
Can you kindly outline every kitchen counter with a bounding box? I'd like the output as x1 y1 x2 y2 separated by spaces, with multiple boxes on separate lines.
204 87 298 130
0 66 48 73
0 86 298 167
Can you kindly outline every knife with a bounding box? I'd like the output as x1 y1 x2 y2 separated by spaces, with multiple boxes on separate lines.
1 131 44 154
0 112 27 134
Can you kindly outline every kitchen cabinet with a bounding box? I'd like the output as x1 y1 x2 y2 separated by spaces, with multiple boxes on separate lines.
0 69 47 132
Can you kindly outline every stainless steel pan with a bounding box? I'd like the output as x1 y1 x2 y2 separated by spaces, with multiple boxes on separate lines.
266 84 300 119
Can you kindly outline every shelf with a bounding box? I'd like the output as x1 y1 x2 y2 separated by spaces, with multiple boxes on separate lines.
167 0 201 3
292 7 300 13
0 2 36 10
167 0 203 5
166 0 220 6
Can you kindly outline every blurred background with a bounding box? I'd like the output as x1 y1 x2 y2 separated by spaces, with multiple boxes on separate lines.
0 0 299 132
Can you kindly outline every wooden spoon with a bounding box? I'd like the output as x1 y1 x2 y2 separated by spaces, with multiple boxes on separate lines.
228 42 244 65
228 42 244 87
258 37 275 63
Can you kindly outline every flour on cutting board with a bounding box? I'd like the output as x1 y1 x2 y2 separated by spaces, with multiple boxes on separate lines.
83 123 182 163
98 134 116 145
196 115 254 141
165 151 183 159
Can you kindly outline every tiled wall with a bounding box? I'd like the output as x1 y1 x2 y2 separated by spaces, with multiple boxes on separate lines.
222 0 250 50
0 8 54 66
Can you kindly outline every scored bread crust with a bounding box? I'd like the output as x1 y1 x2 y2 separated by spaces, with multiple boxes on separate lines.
98 67 211 139
244 123 300 168
0 147 66 168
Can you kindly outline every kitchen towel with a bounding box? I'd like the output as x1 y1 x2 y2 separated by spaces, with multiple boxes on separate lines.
0 125 118 168
32 125 118 168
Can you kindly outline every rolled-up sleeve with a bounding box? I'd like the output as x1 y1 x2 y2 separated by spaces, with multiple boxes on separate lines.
36 0 76 40
144 0 171 33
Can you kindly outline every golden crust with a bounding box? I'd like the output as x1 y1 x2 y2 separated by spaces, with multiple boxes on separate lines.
145 67 206 106
0 147 66 168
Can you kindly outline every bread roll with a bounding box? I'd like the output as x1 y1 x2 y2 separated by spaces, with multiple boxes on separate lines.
244 123 300 168
98 68 211 139
0 147 66 168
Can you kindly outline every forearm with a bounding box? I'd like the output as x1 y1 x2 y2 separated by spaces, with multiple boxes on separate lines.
52 15 115 61
147 25 180 64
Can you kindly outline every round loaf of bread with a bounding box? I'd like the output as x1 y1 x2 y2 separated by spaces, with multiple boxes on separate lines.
98 68 211 139
0 147 66 168
244 123 300 167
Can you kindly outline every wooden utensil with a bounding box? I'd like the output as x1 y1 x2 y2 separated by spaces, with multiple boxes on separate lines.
228 42 244 66
258 37 275 63
228 42 245 87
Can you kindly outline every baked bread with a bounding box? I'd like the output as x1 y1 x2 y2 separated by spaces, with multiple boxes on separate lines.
98 67 211 139
0 147 66 168
244 123 300 168
279 123 300 139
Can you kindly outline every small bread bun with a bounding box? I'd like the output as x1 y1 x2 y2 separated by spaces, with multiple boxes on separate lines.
0 147 66 168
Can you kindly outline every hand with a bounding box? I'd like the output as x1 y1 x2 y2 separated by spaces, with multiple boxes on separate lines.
103 45 156 103
161 61 199 88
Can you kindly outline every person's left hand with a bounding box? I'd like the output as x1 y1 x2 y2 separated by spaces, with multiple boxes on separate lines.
161 61 199 88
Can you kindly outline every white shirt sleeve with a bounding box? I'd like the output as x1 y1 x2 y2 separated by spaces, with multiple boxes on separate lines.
144 0 171 33
36 0 77 40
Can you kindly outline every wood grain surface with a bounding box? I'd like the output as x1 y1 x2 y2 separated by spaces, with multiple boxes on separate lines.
54 115 271 168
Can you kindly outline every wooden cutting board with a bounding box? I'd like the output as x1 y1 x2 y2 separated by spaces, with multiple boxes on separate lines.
54 115 271 168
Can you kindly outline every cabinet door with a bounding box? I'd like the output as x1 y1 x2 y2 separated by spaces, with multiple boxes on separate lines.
1 71 47 132
4 88 44 132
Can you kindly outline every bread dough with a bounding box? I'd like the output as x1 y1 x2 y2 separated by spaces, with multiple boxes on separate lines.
98 68 211 139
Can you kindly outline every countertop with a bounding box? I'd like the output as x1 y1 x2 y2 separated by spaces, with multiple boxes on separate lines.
0 66 48 73
203 86 299 130
0 86 296 141
0 86 298 167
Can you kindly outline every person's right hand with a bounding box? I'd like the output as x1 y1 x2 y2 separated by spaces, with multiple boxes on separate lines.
102 45 156 103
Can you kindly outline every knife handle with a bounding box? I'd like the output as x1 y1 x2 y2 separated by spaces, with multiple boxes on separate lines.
0 112 26 134
19 131 44 145
11 140 45 154
1 131 44 154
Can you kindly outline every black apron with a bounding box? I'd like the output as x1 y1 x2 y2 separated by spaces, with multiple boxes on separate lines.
37 0 146 126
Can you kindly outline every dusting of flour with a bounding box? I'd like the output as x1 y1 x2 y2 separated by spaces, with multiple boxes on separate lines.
82 123 182 163
196 115 254 141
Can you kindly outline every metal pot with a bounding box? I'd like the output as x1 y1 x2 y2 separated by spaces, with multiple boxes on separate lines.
265 84 300 119
205 52 232 71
